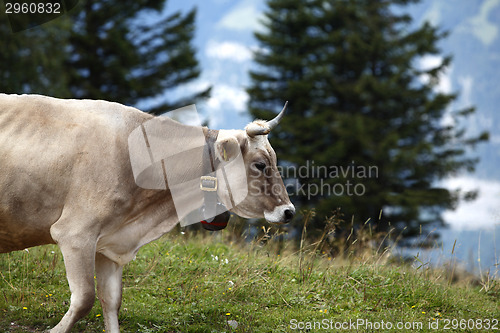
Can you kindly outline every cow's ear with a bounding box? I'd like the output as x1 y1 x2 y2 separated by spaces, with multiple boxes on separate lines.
215 136 240 162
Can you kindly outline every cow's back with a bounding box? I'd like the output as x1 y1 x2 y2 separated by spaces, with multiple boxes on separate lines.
0 94 151 252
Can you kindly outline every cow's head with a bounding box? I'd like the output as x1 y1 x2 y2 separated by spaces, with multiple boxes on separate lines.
214 103 295 224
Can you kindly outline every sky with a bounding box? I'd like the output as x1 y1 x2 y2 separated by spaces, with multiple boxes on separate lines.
163 0 500 230
165 0 266 128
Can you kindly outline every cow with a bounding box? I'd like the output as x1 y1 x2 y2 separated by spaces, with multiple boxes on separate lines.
0 94 295 333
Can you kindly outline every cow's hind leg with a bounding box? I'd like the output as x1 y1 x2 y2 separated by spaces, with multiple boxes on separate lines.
95 252 123 333
50 226 97 333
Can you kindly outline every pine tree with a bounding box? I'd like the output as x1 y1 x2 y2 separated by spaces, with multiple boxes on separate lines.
66 0 208 114
0 15 71 96
0 0 207 114
248 0 488 234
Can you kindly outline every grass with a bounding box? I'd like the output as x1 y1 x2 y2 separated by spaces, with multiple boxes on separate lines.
1 225 499 332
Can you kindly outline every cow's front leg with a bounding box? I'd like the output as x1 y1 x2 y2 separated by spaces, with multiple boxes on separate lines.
95 252 123 333
49 235 97 333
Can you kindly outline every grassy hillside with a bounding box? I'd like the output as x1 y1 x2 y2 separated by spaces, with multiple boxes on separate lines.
1 229 499 332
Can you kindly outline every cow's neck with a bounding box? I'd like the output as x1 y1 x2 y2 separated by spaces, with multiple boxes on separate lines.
97 187 178 265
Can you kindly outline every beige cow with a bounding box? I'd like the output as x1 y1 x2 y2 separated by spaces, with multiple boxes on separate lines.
0 94 294 332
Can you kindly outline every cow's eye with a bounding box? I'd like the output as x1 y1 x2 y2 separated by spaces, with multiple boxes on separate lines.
255 162 266 171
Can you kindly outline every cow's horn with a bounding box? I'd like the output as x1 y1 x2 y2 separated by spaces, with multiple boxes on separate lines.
246 101 288 137
266 101 288 130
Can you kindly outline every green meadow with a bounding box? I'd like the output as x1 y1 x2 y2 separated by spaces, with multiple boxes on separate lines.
1 222 499 332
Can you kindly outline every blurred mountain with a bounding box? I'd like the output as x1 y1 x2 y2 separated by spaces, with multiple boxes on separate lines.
410 0 500 180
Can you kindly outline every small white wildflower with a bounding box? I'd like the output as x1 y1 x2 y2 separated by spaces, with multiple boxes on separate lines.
228 281 234 286
227 320 238 329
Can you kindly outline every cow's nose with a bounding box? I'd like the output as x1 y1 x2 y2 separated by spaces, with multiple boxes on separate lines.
284 208 295 223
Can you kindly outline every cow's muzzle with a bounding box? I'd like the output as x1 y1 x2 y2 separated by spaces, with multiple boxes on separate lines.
264 204 295 224
283 207 295 223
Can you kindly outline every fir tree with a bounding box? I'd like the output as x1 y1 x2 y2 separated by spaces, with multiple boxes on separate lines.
248 0 488 234
66 0 208 114
0 15 71 96
0 0 207 114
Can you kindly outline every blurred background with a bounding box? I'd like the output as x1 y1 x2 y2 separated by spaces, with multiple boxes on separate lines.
1 0 499 276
